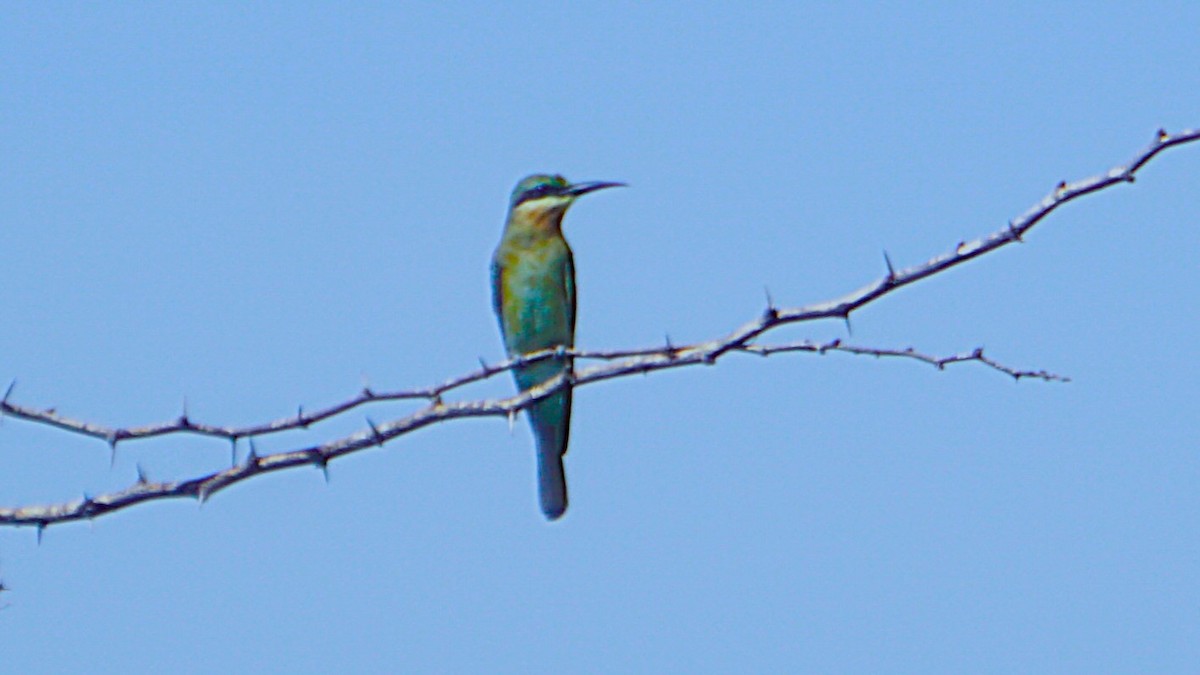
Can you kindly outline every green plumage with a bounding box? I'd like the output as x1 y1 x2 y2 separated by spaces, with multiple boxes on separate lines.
490 174 622 520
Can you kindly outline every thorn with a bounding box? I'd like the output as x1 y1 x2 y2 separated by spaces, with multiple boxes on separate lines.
1157 128 1168 142
136 463 149 484
478 356 490 373
1 379 14 405
1007 220 1024 242
762 286 778 321
972 347 984 359
197 484 210 505
179 396 190 427
309 450 330 483
366 418 385 447
229 437 238 467
1055 180 1068 196
507 410 516 434
109 438 119 469
882 250 896 282
842 313 853 337
663 333 676 358
36 523 45 546
247 438 260 464
360 373 373 398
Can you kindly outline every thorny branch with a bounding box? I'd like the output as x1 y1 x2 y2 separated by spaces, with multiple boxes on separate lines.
0 128 1196 530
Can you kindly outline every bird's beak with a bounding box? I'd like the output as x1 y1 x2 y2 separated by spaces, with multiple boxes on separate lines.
566 181 626 197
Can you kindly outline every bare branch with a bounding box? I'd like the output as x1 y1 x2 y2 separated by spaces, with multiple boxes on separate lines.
0 340 1057 527
0 128 1194 528
741 340 1069 382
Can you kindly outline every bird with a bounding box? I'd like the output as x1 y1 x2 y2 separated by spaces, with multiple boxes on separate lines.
491 174 624 520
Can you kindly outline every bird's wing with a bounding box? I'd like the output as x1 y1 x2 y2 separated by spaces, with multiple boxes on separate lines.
490 253 507 339
563 247 576 341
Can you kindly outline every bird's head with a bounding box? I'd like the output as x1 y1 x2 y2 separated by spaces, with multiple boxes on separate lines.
508 174 625 223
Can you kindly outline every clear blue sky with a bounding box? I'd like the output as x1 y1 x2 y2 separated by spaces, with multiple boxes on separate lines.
2 3 1198 672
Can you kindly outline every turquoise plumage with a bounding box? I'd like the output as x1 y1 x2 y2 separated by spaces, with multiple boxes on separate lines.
490 174 623 519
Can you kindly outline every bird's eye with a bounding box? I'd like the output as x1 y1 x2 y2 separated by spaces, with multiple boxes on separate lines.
516 182 561 206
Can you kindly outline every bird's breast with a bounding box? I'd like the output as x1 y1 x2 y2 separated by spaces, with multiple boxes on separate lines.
496 240 573 354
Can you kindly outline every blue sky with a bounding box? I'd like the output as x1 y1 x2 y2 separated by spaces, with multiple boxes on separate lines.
1 3 1198 672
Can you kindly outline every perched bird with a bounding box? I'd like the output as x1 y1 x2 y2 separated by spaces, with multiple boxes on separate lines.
491 174 624 520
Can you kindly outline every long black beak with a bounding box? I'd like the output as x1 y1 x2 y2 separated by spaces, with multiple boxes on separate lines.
566 180 626 197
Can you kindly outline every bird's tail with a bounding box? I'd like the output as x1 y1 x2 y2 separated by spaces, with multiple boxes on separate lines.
529 388 571 520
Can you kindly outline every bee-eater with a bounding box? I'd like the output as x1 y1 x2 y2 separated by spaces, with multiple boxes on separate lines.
491 174 624 520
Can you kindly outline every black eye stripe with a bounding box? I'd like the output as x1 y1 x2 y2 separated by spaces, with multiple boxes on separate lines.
517 184 559 205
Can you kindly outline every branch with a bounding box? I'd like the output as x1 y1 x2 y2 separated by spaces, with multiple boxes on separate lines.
0 128 1195 529
743 340 1068 382
0 340 1061 528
